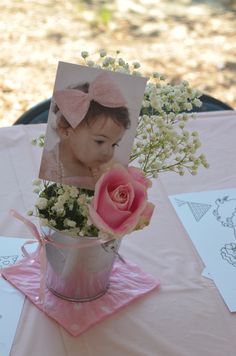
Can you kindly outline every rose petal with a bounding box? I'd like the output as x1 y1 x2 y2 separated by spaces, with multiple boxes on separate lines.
92 165 131 210
97 188 131 228
89 204 137 237
110 183 134 211
128 166 152 189
136 202 155 229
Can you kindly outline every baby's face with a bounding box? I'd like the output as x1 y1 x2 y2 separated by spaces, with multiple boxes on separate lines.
67 115 125 169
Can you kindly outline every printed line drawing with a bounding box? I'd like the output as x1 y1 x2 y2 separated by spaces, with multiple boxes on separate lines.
213 196 236 268
0 255 19 269
213 196 236 238
175 199 212 222
220 243 236 267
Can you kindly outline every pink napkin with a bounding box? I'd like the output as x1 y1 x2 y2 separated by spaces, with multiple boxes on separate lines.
2 257 160 336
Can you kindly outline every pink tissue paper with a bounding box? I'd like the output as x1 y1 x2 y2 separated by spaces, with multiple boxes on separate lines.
2 257 160 336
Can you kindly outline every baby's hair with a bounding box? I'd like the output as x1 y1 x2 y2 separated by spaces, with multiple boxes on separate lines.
52 82 130 131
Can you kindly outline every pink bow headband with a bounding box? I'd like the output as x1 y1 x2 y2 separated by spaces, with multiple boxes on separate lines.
53 72 127 129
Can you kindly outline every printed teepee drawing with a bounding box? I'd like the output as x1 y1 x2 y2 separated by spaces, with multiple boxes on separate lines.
175 199 212 222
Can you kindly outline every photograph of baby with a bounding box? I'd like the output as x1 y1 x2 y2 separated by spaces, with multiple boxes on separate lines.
39 61 147 190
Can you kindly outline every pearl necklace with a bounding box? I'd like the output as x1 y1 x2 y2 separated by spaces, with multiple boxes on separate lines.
56 144 98 184
56 145 65 182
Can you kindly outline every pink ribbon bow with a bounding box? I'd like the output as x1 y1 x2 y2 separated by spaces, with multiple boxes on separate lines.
54 71 127 129
9 210 117 304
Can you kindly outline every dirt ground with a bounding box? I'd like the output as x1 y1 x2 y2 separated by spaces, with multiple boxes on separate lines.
0 0 235 127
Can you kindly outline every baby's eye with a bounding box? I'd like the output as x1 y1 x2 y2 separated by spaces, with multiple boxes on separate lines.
112 143 119 148
95 140 104 145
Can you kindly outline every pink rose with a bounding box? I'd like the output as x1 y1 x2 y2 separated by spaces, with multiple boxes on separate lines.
89 164 154 237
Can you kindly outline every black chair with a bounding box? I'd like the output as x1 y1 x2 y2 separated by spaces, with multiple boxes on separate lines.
190 94 233 113
14 99 51 125
13 94 233 125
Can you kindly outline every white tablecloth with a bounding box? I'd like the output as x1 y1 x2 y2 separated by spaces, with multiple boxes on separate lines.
1 111 236 356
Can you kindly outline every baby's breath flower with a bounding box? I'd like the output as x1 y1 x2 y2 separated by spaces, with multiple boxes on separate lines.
32 178 42 186
64 219 77 228
108 56 115 65
77 194 88 205
81 51 89 59
193 98 202 107
99 49 107 57
87 60 95 67
57 195 67 205
123 62 130 71
133 61 141 69
118 58 125 66
102 57 110 67
186 103 193 111
49 219 56 227
31 135 45 147
35 197 48 210
159 74 167 81
40 218 49 226
153 71 161 78
69 186 79 198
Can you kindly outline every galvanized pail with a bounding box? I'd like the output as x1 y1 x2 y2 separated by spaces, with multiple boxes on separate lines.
41 226 121 302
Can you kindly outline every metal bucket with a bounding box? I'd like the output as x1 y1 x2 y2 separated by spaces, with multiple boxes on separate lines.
41 226 121 302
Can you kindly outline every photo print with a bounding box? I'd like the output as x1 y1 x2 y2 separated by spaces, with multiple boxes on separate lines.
39 61 147 189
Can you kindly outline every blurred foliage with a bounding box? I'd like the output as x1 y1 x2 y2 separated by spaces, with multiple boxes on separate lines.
0 0 235 126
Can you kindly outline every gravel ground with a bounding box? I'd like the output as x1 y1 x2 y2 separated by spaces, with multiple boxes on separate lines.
0 0 235 126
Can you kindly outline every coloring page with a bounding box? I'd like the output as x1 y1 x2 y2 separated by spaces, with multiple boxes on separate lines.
169 188 236 312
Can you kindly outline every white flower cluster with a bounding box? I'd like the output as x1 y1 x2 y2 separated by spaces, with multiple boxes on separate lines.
80 50 209 178
131 80 208 177
81 50 143 76
28 180 99 237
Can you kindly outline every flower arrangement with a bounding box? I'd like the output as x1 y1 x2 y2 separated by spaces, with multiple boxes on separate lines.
29 50 209 239
31 164 154 239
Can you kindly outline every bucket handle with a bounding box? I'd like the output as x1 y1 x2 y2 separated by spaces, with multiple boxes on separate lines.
102 240 126 263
